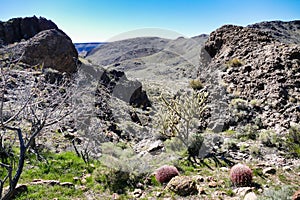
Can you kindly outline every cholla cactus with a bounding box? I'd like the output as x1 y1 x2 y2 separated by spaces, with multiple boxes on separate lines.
155 165 179 184
230 163 253 186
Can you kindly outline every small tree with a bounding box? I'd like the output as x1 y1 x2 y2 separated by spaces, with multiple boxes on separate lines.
0 58 73 199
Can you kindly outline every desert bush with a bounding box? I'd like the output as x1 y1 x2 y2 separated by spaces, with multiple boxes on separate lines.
230 98 248 110
259 130 277 147
249 144 261 157
155 165 179 184
236 124 259 141
261 185 297 200
93 166 136 194
156 91 208 147
286 126 300 158
226 58 244 67
0 58 74 199
230 163 253 187
189 79 203 90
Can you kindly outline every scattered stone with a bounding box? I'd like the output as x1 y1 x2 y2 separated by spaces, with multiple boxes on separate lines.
233 187 253 197
208 181 218 188
156 191 163 197
75 185 88 192
220 167 229 172
132 188 143 198
197 186 206 194
193 175 205 183
263 167 276 175
244 192 257 200
60 182 74 187
112 193 120 200
13 184 28 198
73 176 80 182
147 140 164 153
282 166 292 171
166 176 198 196
80 178 87 184
31 179 60 186
292 189 300 200
218 180 225 187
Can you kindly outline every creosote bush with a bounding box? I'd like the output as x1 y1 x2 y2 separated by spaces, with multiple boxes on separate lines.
226 58 244 67
230 163 253 187
155 165 179 184
189 79 203 90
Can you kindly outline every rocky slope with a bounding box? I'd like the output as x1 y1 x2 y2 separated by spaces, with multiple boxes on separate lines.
204 24 300 134
0 16 152 151
1 16 299 199
248 20 300 44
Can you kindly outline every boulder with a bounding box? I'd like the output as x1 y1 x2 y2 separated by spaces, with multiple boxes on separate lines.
99 69 151 109
165 176 198 196
14 29 78 73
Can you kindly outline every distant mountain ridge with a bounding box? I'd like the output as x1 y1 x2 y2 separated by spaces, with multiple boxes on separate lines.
248 20 300 44
74 42 105 57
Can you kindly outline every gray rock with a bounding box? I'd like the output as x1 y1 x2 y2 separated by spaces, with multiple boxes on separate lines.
20 29 78 74
263 167 276 175
244 192 258 200
166 176 198 196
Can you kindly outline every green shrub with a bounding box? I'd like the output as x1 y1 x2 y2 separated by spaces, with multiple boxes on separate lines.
249 144 261 157
236 125 259 141
259 130 277 147
285 126 300 158
189 79 204 90
226 58 244 67
93 166 132 194
261 185 297 200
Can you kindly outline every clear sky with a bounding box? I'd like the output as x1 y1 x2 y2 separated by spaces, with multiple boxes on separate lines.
0 0 299 42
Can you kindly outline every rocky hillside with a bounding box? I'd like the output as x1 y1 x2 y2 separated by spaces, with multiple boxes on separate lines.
248 20 300 44
1 16 299 200
0 16 152 150
204 24 300 134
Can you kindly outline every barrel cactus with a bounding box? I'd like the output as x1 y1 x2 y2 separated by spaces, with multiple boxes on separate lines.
155 165 179 184
230 163 253 186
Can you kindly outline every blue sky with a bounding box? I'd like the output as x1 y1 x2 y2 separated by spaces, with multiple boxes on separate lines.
1 0 299 42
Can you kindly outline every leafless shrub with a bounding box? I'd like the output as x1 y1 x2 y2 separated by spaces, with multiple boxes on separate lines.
0 57 73 199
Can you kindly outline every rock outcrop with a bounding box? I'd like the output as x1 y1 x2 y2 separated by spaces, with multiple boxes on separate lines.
203 25 300 133
0 16 78 74
0 16 58 45
99 69 151 109
19 29 78 73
